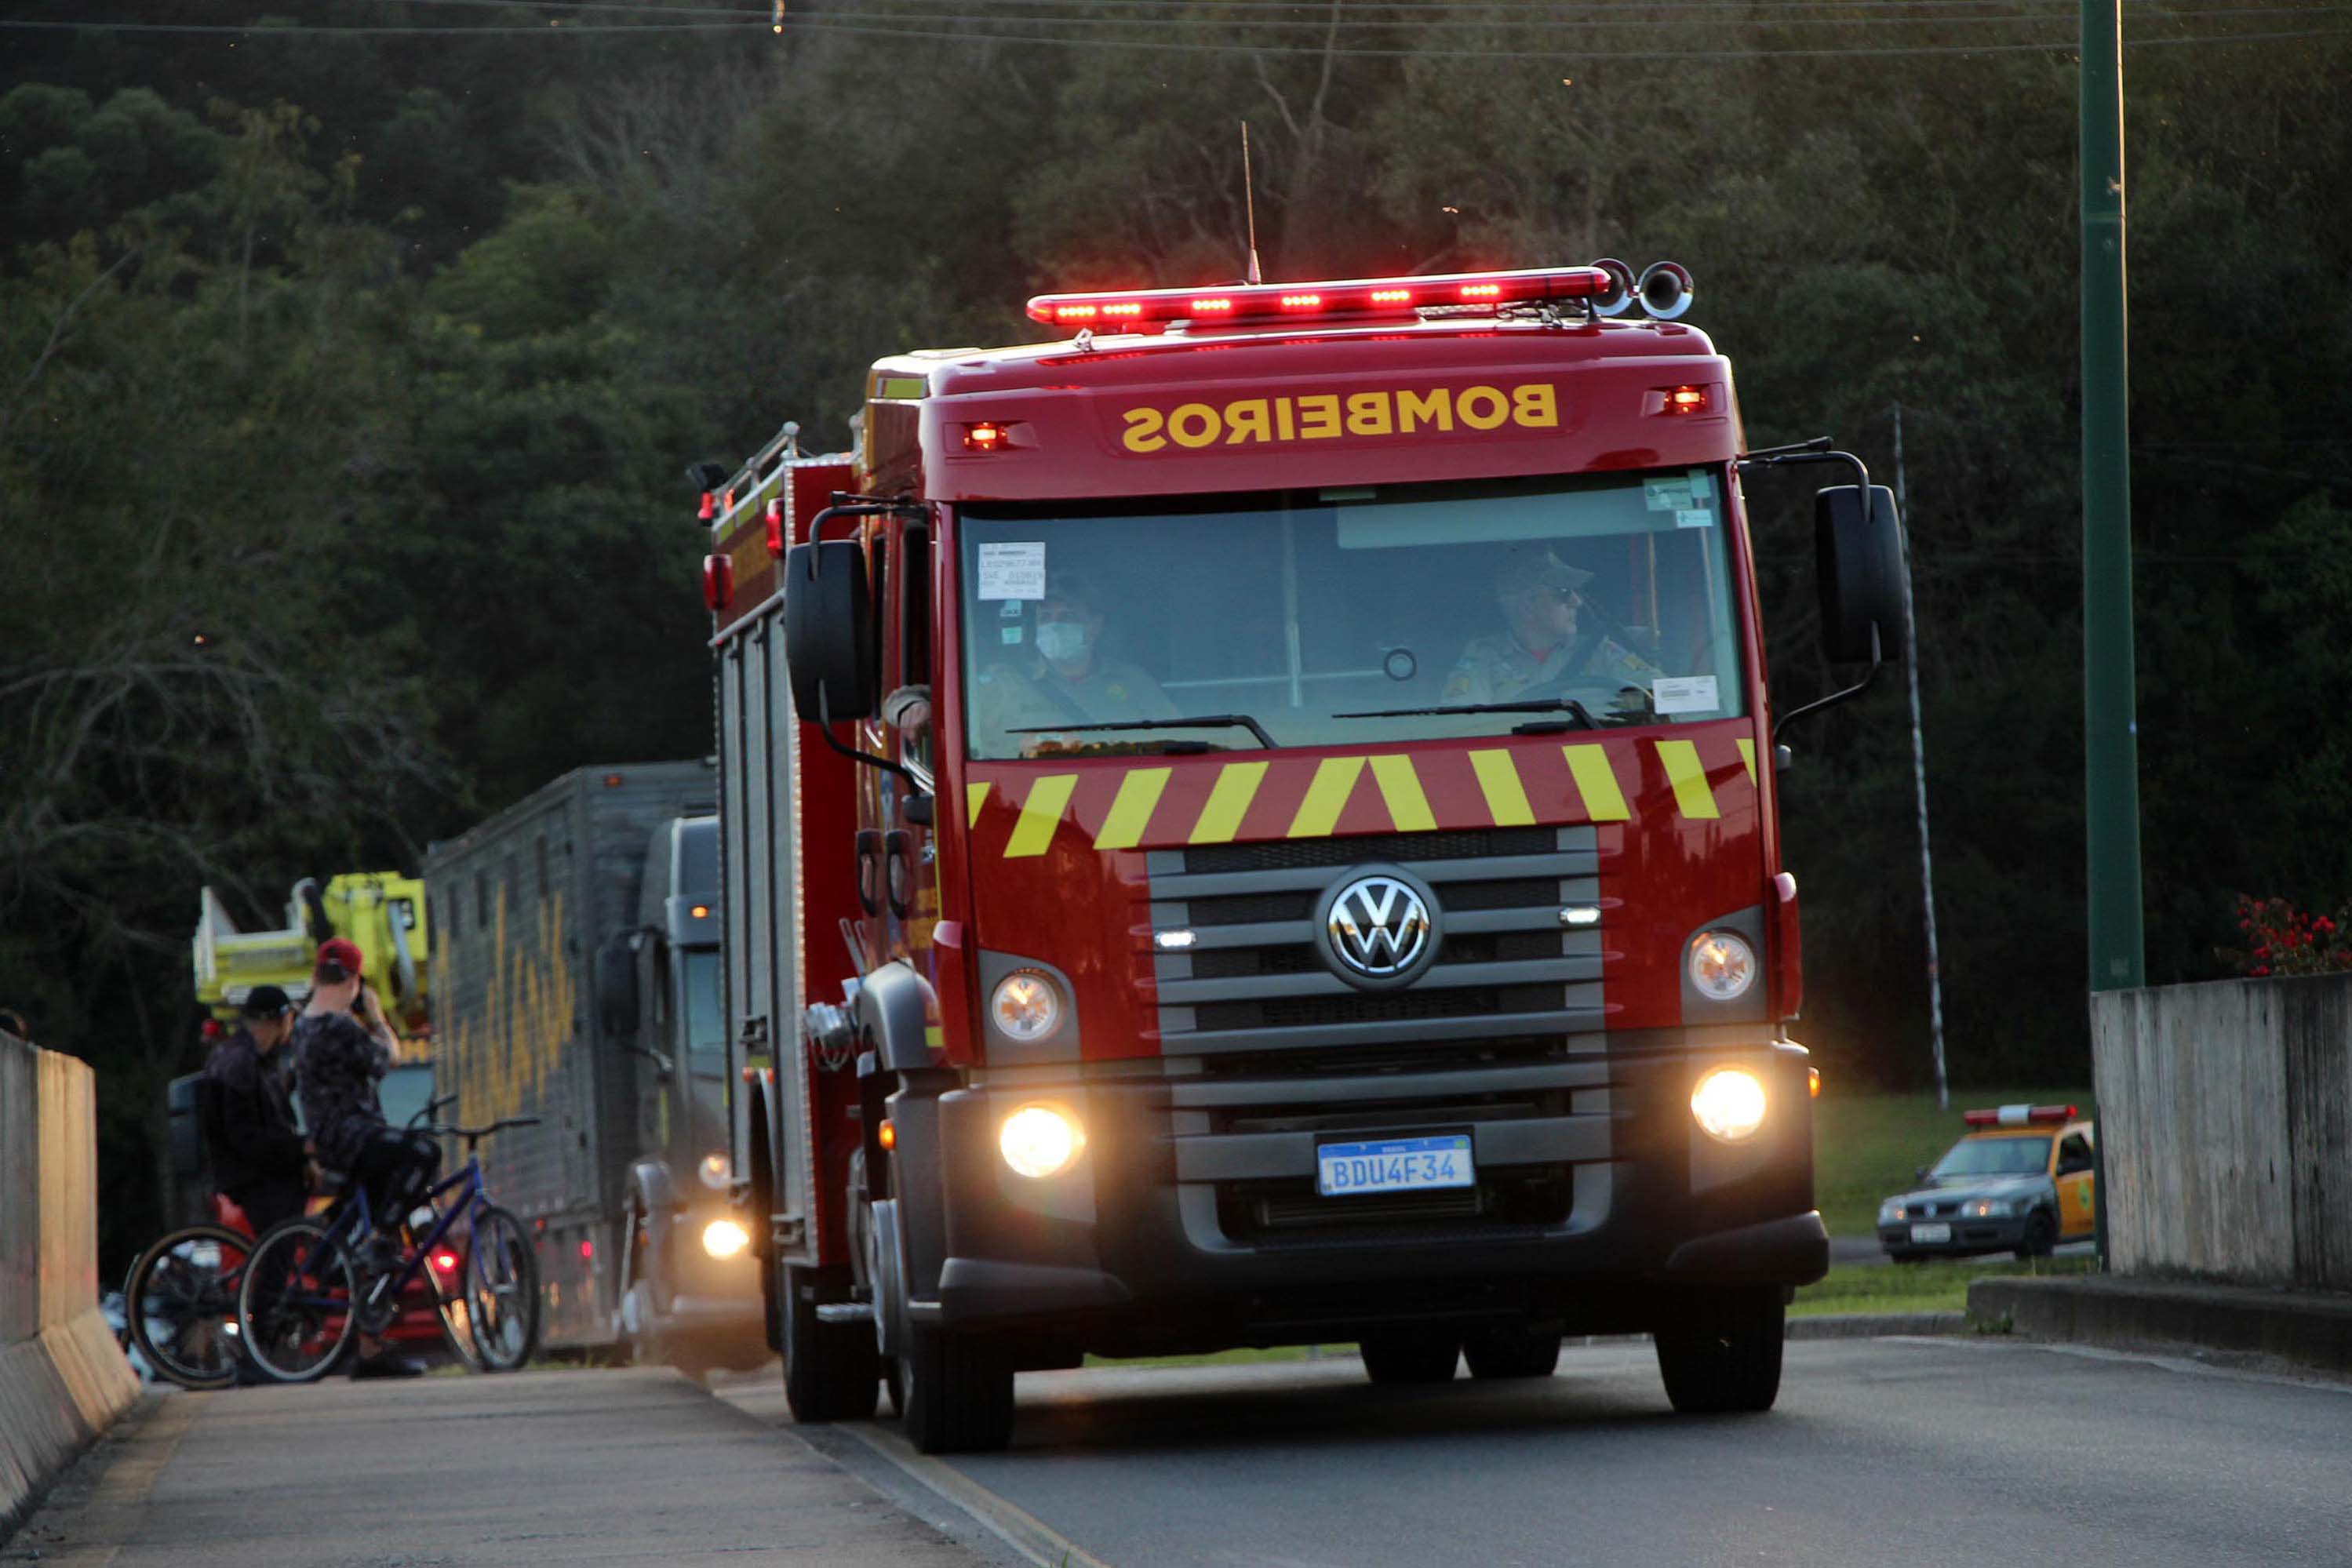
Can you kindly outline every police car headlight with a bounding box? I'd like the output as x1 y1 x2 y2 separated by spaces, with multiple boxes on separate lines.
990 971 1065 1043
1690 1068 1768 1142
1878 1199 1906 1224
999 1103 1084 1179
1688 930 1757 1002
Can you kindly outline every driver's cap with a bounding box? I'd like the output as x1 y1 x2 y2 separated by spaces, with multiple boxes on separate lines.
1495 544 1593 598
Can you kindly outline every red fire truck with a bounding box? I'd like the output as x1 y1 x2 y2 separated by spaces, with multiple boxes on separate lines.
704 262 1907 1452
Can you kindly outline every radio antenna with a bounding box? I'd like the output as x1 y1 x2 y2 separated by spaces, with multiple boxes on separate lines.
1240 121 1263 285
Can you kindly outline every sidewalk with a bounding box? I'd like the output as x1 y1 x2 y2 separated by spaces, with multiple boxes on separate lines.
1968 1274 2352 1377
0 1370 986 1566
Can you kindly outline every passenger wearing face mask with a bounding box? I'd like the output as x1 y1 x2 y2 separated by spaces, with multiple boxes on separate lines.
973 572 1178 755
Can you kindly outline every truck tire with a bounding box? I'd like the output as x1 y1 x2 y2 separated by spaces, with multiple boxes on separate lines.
897 1322 1015 1453
1358 1327 1460 1385
1654 1287 1784 1415
781 1265 879 1423
2016 1211 2057 1259
1463 1323 1561 1380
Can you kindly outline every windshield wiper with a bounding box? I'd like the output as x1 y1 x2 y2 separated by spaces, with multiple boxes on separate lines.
1332 698 1599 732
1007 714 1276 749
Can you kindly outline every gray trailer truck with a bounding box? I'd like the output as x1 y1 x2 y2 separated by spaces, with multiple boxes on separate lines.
424 762 765 1368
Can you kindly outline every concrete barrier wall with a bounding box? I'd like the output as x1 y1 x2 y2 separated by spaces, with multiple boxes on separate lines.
2092 974 2352 1290
0 1031 140 1539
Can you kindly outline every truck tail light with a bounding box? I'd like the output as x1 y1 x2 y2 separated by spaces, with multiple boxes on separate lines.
1025 264 1618 331
1661 385 1711 415
1772 871 1803 1020
702 554 733 613
963 421 1010 452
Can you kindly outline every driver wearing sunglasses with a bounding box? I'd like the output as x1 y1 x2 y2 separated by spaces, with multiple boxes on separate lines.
1442 544 1657 707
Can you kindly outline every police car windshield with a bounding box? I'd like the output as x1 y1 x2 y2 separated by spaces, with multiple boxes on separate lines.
958 468 1746 759
1931 1136 2051 1179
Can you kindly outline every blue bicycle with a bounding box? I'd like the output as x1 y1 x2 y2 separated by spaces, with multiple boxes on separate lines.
237 1098 543 1381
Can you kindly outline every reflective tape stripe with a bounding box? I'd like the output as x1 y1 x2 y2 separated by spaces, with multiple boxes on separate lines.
1368 755 1436 832
1469 750 1535 827
1655 740 1720 820
1189 761 1269 843
1006 774 1077 857
1094 767 1173 850
967 781 992 828
1287 757 1366 838
1736 738 1757 784
1560 744 1630 822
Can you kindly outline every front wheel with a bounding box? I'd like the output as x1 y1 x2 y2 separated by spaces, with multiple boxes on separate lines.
1358 1327 1461 1385
237 1220 357 1384
781 1265 879 1423
2015 1211 2057 1260
1463 1322 1561 1381
126 1224 251 1390
464 1206 541 1371
1655 1287 1785 1415
897 1321 1014 1454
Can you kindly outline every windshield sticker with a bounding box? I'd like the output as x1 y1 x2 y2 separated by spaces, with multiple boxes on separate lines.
1644 477 1695 511
1001 626 1024 645
1652 675 1720 715
978 541 1046 600
1675 508 1713 529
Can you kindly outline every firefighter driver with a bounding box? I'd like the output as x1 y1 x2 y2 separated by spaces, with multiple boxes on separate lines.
972 572 1178 753
1443 544 1657 709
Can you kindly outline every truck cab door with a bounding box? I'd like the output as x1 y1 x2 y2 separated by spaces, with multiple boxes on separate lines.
876 518 941 977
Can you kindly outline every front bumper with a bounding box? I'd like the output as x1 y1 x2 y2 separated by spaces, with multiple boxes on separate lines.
918 1042 1822 1348
1879 1217 2029 1257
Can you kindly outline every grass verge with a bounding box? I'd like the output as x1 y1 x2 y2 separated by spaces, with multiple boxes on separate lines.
1791 1255 2099 1318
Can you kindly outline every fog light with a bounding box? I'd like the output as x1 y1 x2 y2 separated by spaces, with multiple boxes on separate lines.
999 1103 1084 1179
698 1151 730 1191
701 1219 751 1259
1688 930 1757 1002
990 971 1065 1042
1691 1067 1768 1142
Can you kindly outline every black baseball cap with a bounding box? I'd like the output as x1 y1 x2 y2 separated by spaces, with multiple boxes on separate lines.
239 985 293 1019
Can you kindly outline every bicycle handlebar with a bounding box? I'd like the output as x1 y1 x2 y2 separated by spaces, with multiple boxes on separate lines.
426 1115 543 1141
406 1092 460 1131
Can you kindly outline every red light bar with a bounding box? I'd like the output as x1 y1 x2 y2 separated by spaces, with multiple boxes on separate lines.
1026 265 1616 331
1961 1103 2078 1128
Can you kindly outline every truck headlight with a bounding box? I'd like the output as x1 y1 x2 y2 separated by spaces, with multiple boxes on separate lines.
701 1218 751 1259
999 1103 1084 1178
1878 1199 1906 1224
1690 1067 1768 1142
1688 930 1757 1002
990 971 1065 1042
698 1151 730 1191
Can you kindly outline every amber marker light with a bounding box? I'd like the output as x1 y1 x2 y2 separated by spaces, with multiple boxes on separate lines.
878 1119 897 1151
1809 1066 1822 1099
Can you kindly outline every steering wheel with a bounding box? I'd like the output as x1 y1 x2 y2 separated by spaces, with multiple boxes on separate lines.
1516 674 1651 711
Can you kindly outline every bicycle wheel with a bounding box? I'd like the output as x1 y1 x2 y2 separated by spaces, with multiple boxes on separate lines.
464 1206 541 1372
125 1225 250 1390
237 1219 358 1384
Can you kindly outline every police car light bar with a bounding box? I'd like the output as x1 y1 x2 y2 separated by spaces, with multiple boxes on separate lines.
1961 1104 2078 1127
1025 265 1618 331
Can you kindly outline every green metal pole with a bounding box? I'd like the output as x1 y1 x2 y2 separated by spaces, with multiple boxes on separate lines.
2082 0 2143 996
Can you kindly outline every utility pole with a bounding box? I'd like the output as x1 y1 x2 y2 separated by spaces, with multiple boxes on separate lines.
1892 407 1949 1109
2082 0 2143 995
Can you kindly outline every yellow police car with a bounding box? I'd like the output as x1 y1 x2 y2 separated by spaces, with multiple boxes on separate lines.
1876 1104 2096 1261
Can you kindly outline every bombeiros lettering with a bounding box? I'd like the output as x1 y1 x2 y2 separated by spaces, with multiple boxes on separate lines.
1120 382 1560 453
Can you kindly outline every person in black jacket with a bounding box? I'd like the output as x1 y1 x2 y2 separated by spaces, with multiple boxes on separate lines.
201 985 313 1236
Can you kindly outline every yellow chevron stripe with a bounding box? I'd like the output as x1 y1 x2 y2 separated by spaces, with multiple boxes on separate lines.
1736 738 1757 784
1469 750 1535 827
1005 774 1077 857
1560 745 1631 821
1094 767 1173 850
966 780 992 829
1368 755 1436 832
1189 761 1269 843
1288 757 1367 838
1655 740 1720 820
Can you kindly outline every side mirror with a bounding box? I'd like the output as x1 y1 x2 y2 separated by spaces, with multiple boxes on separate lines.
1815 484 1909 664
594 938 639 1041
1914 1165 1932 1185
783 540 879 722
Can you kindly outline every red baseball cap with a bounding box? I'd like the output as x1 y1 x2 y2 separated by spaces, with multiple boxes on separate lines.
314 937 365 982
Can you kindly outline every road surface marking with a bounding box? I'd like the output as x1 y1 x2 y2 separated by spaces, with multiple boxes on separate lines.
842 1421 1116 1568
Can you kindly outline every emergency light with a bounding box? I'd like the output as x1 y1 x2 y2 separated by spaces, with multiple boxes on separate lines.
1026 264 1619 332
1961 1104 2077 1127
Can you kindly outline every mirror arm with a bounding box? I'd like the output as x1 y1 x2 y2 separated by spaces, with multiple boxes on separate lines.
1736 441 1871 498
815 686 927 795
1771 624 1884 744
624 1043 675 1079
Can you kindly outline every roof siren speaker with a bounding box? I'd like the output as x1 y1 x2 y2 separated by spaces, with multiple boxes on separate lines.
1637 260 1695 322
1589 258 1636 318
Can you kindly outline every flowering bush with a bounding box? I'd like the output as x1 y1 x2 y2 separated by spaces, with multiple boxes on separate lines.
2223 894 2352 978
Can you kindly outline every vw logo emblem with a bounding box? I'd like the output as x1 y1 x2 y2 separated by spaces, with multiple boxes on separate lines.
1319 870 1440 989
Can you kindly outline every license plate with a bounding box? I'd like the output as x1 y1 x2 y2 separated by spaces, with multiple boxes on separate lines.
1910 1222 1951 1245
1316 1134 1473 1198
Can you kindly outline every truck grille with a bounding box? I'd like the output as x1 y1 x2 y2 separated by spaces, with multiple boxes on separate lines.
1145 826 1605 1054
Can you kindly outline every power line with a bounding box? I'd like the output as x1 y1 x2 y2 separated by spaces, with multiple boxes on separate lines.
0 16 761 34
330 0 2352 24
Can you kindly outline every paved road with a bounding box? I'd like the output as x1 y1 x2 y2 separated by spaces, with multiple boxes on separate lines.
1828 1231 2099 1265
726 1337 2351 1568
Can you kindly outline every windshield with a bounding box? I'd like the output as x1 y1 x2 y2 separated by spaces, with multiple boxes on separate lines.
959 469 1746 759
1932 1136 2050 1180
682 949 725 1059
